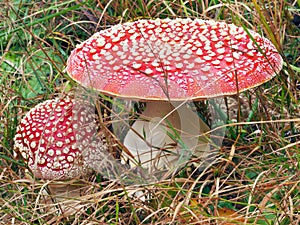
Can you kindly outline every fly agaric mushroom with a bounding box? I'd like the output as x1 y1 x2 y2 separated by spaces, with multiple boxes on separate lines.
14 96 112 212
66 18 283 173
14 96 105 180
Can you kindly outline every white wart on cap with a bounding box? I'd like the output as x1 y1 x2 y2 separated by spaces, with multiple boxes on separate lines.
14 97 104 180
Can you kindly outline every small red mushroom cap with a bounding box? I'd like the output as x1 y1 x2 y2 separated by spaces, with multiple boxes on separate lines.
66 18 283 101
14 97 103 180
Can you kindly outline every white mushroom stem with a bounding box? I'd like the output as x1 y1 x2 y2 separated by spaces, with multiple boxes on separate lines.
47 181 85 200
123 101 210 171
41 180 87 215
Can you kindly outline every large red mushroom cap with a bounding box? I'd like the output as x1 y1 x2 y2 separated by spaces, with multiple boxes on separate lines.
14 96 104 180
66 18 283 101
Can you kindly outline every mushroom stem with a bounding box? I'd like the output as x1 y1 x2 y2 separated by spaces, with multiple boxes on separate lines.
47 181 84 200
42 180 87 215
123 101 210 171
